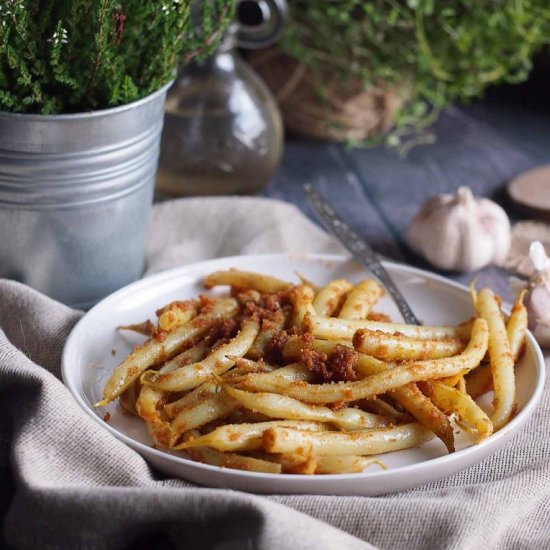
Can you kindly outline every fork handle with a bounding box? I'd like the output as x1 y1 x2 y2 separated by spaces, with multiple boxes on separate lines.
304 184 420 325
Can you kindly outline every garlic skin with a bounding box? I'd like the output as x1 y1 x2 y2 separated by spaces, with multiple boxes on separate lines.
408 186 511 272
515 241 550 347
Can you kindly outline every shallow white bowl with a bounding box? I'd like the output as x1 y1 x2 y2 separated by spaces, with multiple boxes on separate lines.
62 253 545 496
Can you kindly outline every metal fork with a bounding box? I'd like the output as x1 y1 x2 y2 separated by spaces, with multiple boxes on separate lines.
303 184 420 325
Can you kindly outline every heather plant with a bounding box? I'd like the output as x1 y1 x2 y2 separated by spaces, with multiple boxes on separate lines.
0 0 235 114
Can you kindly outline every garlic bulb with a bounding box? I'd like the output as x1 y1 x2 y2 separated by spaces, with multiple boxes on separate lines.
510 241 550 347
408 186 511 272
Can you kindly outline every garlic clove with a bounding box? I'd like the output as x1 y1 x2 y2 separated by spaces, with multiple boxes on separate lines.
408 186 511 273
420 211 462 270
512 240 550 348
526 286 550 333
530 240 550 272
479 208 511 265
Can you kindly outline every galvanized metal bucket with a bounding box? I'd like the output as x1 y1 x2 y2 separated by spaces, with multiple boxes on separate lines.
0 83 171 309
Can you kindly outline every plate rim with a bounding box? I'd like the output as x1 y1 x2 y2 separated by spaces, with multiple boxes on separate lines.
61 252 546 484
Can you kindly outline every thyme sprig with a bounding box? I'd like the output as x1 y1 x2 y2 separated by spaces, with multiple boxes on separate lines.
281 0 550 145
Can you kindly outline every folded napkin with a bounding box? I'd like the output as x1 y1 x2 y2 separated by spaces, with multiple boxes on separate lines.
1 197 549 550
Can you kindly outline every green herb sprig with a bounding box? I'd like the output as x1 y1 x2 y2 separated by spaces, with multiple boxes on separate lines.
0 0 235 114
281 0 550 145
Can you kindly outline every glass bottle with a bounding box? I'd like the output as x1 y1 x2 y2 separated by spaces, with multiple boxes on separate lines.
156 23 284 197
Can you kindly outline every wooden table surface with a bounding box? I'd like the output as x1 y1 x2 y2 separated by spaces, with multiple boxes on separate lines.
263 89 550 301
2 84 550 547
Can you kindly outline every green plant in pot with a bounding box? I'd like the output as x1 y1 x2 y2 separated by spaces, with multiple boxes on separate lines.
250 0 550 147
0 0 234 308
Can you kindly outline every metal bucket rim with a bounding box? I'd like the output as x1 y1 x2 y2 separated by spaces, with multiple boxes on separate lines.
0 80 173 122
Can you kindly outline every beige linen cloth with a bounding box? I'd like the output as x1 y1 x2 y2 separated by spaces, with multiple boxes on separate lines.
1 197 549 550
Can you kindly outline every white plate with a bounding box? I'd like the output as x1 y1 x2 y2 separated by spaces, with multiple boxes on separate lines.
62 253 545 496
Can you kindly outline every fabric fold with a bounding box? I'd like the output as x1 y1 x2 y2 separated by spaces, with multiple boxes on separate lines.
1 197 549 550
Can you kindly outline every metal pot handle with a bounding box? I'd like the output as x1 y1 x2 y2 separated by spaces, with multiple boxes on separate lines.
236 0 288 49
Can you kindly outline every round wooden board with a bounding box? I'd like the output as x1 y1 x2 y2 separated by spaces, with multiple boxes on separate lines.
508 165 550 219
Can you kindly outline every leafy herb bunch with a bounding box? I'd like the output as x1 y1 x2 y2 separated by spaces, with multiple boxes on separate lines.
0 0 235 114
281 0 550 144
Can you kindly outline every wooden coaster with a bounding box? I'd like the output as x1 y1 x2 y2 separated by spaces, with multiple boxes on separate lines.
508 165 550 219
